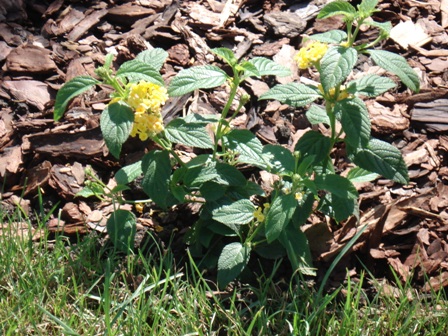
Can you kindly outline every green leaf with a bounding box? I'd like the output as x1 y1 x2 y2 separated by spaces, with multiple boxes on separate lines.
168 65 228 96
100 101 134 159
141 150 171 208
115 161 142 185
116 60 164 86
54 76 99 121
165 119 213 149
217 242 251 287
347 74 396 97
211 199 256 225
265 193 297 243
199 181 227 201
306 104 330 125
308 30 348 44
320 46 357 92
335 97 371 148
358 0 378 17
351 138 409 184
135 48 168 71
183 161 246 188
247 57 291 77
367 20 392 37
292 193 315 226
224 129 265 168
317 1 357 20
238 60 260 78
76 186 99 199
331 195 358 222
279 225 315 276
259 83 320 107
262 144 295 174
368 49 420 92
314 174 358 200
346 167 379 183
183 113 220 124
106 209 136 254
294 130 331 165
212 47 238 66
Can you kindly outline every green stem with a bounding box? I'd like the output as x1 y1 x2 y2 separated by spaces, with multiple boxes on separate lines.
213 75 241 160
152 135 186 167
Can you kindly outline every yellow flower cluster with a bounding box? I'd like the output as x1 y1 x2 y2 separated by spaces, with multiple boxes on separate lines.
126 81 168 141
294 41 328 70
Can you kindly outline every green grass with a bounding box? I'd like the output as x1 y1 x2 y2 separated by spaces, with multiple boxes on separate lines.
1 208 448 335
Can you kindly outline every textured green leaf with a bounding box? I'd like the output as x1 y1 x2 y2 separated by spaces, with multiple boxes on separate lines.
262 144 295 174
279 226 315 276
217 242 251 287
168 65 227 96
116 60 164 86
367 20 391 37
247 57 291 77
199 181 227 201
265 193 297 243
165 119 213 149
224 129 265 168
212 47 237 66
259 83 320 107
352 138 409 184
100 101 134 159
336 97 371 148
54 76 99 121
306 104 330 125
320 46 357 92
238 61 260 78
135 48 168 71
141 150 171 208
358 0 378 16
106 209 136 254
183 113 220 124
346 167 379 183
315 174 358 200
347 74 396 97
368 49 420 92
317 1 357 19
331 195 358 222
294 130 331 165
308 30 348 44
115 161 142 185
212 199 255 225
183 161 246 188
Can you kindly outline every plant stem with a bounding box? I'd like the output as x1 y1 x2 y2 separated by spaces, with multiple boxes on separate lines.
213 75 241 160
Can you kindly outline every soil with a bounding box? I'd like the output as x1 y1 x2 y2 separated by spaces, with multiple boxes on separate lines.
1 0 448 292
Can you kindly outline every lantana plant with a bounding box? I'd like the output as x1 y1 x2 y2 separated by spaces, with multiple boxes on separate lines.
54 0 419 287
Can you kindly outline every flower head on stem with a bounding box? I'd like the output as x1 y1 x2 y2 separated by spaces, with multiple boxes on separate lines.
294 41 328 70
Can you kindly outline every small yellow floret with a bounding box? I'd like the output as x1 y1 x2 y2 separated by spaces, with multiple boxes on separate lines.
294 41 328 70
318 84 350 101
253 207 265 222
135 203 144 213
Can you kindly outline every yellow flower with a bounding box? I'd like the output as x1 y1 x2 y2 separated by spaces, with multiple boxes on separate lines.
125 81 168 140
135 203 144 213
253 207 265 222
294 41 328 70
318 84 350 101
127 81 168 114
294 192 303 201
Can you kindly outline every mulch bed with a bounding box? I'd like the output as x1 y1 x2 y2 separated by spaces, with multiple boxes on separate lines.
1 0 448 292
